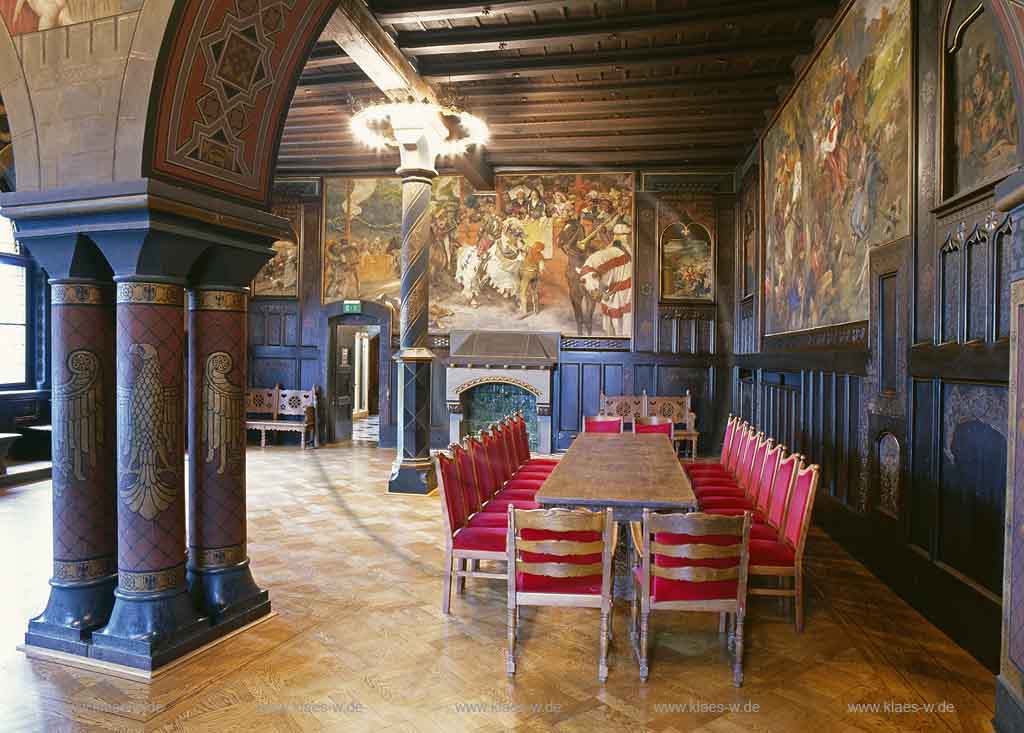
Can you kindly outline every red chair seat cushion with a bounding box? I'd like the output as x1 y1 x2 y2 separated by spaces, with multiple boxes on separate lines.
699 496 754 510
749 523 778 541
692 476 738 487
634 566 738 602
513 470 552 481
483 498 540 512
505 478 545 491
749 539 795 567
467 512 507 528
694 486 746 498
453 527 507 552
526 458 559 466
493 488 537 501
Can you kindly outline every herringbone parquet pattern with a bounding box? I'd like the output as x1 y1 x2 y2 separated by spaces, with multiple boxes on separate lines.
0 444 997 732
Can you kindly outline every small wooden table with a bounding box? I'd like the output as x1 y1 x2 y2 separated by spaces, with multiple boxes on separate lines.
536 433 698 520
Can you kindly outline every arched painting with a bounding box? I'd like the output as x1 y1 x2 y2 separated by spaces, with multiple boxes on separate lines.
877 432 901 519
658 216 713 302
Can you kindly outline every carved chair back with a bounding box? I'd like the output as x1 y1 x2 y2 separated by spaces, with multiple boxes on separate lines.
765 452 800 530
752 443 783 515
467 434 499 505
435 449 467 540
782 462 821 559
633 416 674 438
583 415 624 433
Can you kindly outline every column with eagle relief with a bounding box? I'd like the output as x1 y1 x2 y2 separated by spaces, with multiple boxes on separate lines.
25 279 117 654
91 279 209 669
186 286 268 624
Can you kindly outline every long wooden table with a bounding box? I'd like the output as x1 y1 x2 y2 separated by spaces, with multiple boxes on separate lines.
535 433 698 520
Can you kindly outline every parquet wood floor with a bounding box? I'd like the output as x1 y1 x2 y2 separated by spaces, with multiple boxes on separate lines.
0 445 997 732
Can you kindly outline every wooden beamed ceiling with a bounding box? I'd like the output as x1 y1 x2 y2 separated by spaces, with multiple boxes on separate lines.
278 0 837 182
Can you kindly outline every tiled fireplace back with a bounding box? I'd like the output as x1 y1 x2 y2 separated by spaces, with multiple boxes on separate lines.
461 382 539 451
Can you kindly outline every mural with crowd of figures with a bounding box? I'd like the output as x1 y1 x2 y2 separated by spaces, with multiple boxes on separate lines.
321 173 635 337
252 204 302 297
763 0 911 335
949 6 1020 194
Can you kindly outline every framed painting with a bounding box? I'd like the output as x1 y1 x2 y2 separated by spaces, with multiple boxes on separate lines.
251 203 302 298
762 0 912 336
941 0 1020 198
658 216 714 302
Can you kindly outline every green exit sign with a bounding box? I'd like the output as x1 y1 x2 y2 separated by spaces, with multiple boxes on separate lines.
342 300 362 314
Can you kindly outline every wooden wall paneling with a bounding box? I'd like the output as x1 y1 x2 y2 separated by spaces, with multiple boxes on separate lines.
910 378 937 553
966 230 989 342
602 363 624 396
880 273 899 393
558 363 581 435
581 363 603 418
916 0 940 344
994 214 1013 339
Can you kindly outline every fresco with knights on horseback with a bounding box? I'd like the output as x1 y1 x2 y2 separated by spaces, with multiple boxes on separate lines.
321 172 635 337
763 0 911 335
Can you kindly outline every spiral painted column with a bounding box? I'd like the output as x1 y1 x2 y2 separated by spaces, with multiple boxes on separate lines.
186 287 268 626
388 169 438 493
92 279 209 670
26 279 117 654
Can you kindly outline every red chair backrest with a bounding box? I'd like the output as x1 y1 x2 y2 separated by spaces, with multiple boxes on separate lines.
635 421 673 436
740 435 768 490
468 436 499 503
727 427 753 475
752 444 782 513
500 421 522 472
436 451 466 538
719 417 736 463
783 463 820 551
453 443 481 517
512 414 530 463
583 415 623 433
485 428 512 484
766 453 799 528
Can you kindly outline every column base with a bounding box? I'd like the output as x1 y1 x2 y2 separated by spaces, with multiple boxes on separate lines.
24 574 117 656
995 675 1024 733
388 457 437 494
188 559 270 626
89 587 212 671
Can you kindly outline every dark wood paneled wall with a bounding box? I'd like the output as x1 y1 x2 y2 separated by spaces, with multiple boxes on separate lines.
730 0 1012 670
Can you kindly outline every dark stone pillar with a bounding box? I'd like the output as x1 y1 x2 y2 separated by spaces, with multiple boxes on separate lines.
186 286 269 626
25 279 117 654
388 170 437 494
91 278 209 670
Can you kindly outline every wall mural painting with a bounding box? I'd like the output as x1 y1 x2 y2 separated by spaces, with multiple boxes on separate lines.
0 0 131 34
252 204 302 297
763 0 911 335
322 173 635 337
739 168 758 298
950 7 1020 194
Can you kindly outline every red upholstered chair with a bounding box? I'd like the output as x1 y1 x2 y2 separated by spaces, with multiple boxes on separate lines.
507 507 616 681
690 424 753 487
472 433 540 512
512 411 560 469
435 449 508 613
701 442 784 521
631 510 752 686
457 440 507 529
748 461 820 631
633 416 674 438
500 419 551 481
686 416 741 475
694 433 770 499
582 415 624 433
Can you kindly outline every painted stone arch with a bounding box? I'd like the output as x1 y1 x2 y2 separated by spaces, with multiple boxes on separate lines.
143 0 338 208
0 16 39 191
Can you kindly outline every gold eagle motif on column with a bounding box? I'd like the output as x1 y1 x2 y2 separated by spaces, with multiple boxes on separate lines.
52 349 103 492
202 351 244 475
118 343 180 521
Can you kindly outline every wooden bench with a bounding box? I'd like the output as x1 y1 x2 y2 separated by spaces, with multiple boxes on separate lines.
246 386 320 449
598 390 699 457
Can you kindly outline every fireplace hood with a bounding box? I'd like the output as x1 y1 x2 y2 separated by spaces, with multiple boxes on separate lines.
446 330 559 369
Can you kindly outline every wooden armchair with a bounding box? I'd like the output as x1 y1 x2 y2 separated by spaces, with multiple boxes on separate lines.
507 507 616 681
631 510 752 686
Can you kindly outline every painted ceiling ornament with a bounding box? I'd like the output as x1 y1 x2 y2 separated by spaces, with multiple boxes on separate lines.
52 349 103 491
118 343 181 521
202 351 245 475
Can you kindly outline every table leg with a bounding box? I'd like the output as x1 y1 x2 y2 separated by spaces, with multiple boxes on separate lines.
612 519 635 600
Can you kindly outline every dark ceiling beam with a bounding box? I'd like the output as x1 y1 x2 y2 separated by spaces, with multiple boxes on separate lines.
282 114 766 142
417 38 812 82
373 0 573 25
321 0 495 189
396 2 836 56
